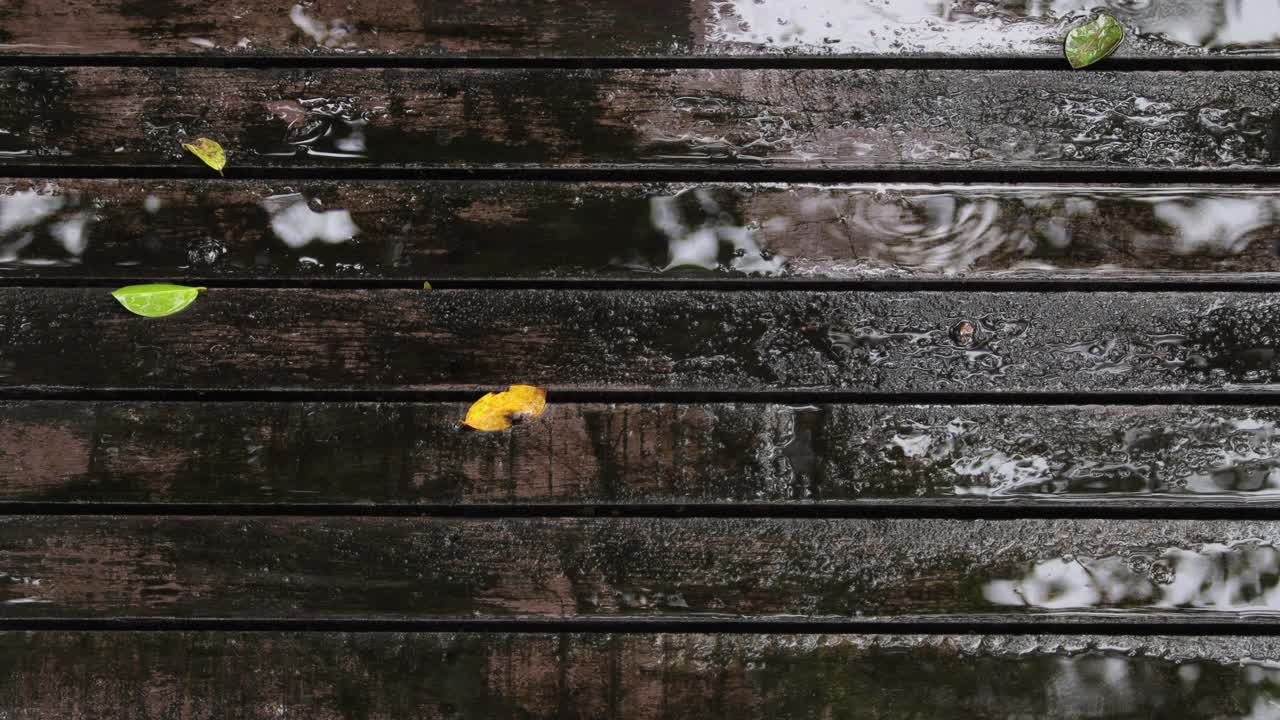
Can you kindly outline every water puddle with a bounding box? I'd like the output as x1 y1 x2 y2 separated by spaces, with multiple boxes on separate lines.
253 190 367 273
260 193 360 249
1057 94 1274 167
0 181 379 275
746 185 1280 279
289 3 355 49
0 183 94 267
259 97 380 159
817 637 1280 719
1054 332 1194 376
647 188 785 275
705 0 1280 54
876 408 1280 500
0 123 29 157
4 183 1278 281
828 313 1025 382
985 541 1280 613
778 406 825 499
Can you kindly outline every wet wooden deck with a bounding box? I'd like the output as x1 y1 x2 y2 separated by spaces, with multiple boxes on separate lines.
2 1 1280 717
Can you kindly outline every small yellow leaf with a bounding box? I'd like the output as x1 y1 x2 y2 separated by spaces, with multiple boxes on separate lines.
423 281 432 290
462 385 547 431
182 137 226 175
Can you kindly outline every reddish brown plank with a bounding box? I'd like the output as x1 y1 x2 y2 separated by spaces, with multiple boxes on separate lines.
0 289 1276 393
1 67 1277 170
3 180 1279 282
0 632 1276 719
0 516 1278 622
2 401 1279 506
1 0 1276 58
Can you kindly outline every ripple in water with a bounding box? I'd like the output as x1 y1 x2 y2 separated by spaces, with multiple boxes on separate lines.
753 186 1280 278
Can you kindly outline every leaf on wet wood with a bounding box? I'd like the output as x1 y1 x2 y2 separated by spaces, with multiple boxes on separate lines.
1064 13 1124 69
181 137 226 175
462 385 547 431
111 284 206 318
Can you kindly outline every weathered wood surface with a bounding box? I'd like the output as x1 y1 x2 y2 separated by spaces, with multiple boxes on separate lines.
2 68 1278 170
4 401 1280 506
2 516 1279 621
2 632 1277 719
1 0 1276 58
4 180 1280 282
2 289 1279 393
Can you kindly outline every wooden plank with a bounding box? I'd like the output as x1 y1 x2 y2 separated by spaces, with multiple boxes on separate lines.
4 401 1280 506
0 632 1276 719
2 67 1277 170
1 289 1277 393
1 0 1277 59
2 516 1280 622
5 179 1280 282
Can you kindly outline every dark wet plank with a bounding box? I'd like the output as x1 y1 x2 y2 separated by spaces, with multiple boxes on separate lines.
1 0 1277 58
2 632 1277 719
1 289 1277 393
2 67 1277 170
4 401 1280 506
1 516 1279 621
5 179 1280 282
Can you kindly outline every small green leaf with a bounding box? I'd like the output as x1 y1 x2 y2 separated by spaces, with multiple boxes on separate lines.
1065 13 1124 69
422 281 432 290
111 284 206 318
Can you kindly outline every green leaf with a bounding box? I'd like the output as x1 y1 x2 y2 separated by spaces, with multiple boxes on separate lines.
111 284 206 318
1065 13 1124 69
422 280 433 290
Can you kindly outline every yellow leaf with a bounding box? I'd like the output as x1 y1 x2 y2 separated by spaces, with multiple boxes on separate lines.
422 281 432 290
182 137 226 175
462 385 547 431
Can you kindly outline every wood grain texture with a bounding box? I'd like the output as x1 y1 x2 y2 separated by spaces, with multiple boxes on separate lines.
1 0 1276 58
2 517 1280 621
3 401 1280 506
2 289 1279 393
4 180 1280 282
1 632 1278 719
1 67 1277 170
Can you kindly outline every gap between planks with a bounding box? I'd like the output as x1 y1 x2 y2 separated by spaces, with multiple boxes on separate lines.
2 618 1280 636
6 167 1280 184
0 503 1278 520
12 279 1280 293
7 279 1280 292
4 55 1280 71
3 389 1280 405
